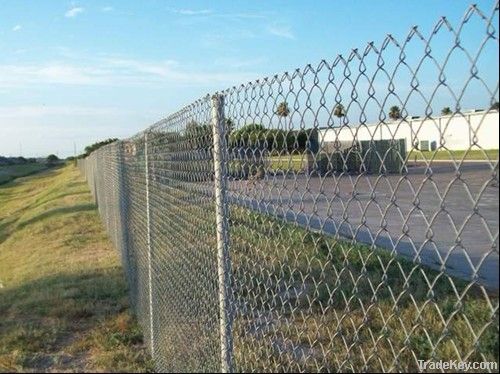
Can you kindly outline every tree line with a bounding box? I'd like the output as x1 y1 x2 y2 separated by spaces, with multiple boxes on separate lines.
80 99 499 157
78 138 118 158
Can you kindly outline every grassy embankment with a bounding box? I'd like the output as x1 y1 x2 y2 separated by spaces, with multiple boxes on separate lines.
0 164 151 372
0 164 48 185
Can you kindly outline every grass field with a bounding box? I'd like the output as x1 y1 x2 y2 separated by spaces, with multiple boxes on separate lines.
0 164 151 372
0 163 48 185
267 149 499 173
408 149 499 161
268 155 306 172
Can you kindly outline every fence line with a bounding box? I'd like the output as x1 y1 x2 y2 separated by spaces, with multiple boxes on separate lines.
144 132 156 359
78 2 499 372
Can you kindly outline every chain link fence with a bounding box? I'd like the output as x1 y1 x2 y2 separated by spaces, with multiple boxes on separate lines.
78 3 499 372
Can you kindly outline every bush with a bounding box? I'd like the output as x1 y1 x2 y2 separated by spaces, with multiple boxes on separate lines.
46 154 59 165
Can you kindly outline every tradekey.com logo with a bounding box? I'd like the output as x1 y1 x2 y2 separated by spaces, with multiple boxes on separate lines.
418 359 498 372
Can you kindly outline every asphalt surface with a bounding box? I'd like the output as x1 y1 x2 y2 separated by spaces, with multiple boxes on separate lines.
228 161 499 291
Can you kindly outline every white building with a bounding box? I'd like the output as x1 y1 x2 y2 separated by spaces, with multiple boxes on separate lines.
319 110 499 152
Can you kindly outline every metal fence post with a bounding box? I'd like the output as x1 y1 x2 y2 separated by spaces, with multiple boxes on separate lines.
113 145 119 248
144 131 156 359
211 93 233 373
117 142 132 303
92 156 98 206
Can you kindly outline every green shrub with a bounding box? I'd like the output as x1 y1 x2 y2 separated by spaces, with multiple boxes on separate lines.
46 154 59 165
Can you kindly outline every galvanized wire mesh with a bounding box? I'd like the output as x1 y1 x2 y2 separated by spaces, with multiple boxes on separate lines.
78 2 499 372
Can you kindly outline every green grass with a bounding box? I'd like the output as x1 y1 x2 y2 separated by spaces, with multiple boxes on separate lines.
228 207 499 372
0 163 48 185
408 149 499 161
0 165 152 372
268 149 499 173
268 154 307 172
251 149 499 175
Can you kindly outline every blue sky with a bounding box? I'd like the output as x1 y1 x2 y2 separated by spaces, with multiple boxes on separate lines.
0 0 498 157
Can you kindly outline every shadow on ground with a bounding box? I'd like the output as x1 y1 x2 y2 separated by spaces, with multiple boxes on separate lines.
16 203 96 230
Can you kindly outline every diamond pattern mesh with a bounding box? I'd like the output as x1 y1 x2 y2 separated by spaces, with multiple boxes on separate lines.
78 3 498 372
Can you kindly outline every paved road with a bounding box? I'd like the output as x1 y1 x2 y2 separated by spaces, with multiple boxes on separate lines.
228 161 499 291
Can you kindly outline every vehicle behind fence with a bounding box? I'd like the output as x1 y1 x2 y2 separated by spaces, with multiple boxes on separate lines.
78 3 499 372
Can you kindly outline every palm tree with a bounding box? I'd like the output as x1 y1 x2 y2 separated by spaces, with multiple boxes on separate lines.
441 107 452 116
276 101 290 117
333 104 346 118
388 105 401 120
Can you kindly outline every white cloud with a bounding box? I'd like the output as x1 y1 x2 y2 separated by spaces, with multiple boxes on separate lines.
171 8 212 16
12 24 22 32
0 64 108 86
0 105 129 119
268 24 295 39
201 29 257 49
213 57 266 69
170 8 268 20
0 57 257 88
99 57 256 84
102 57 179 77
65 7 84 18
217 12 268 20
101 6 114 12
